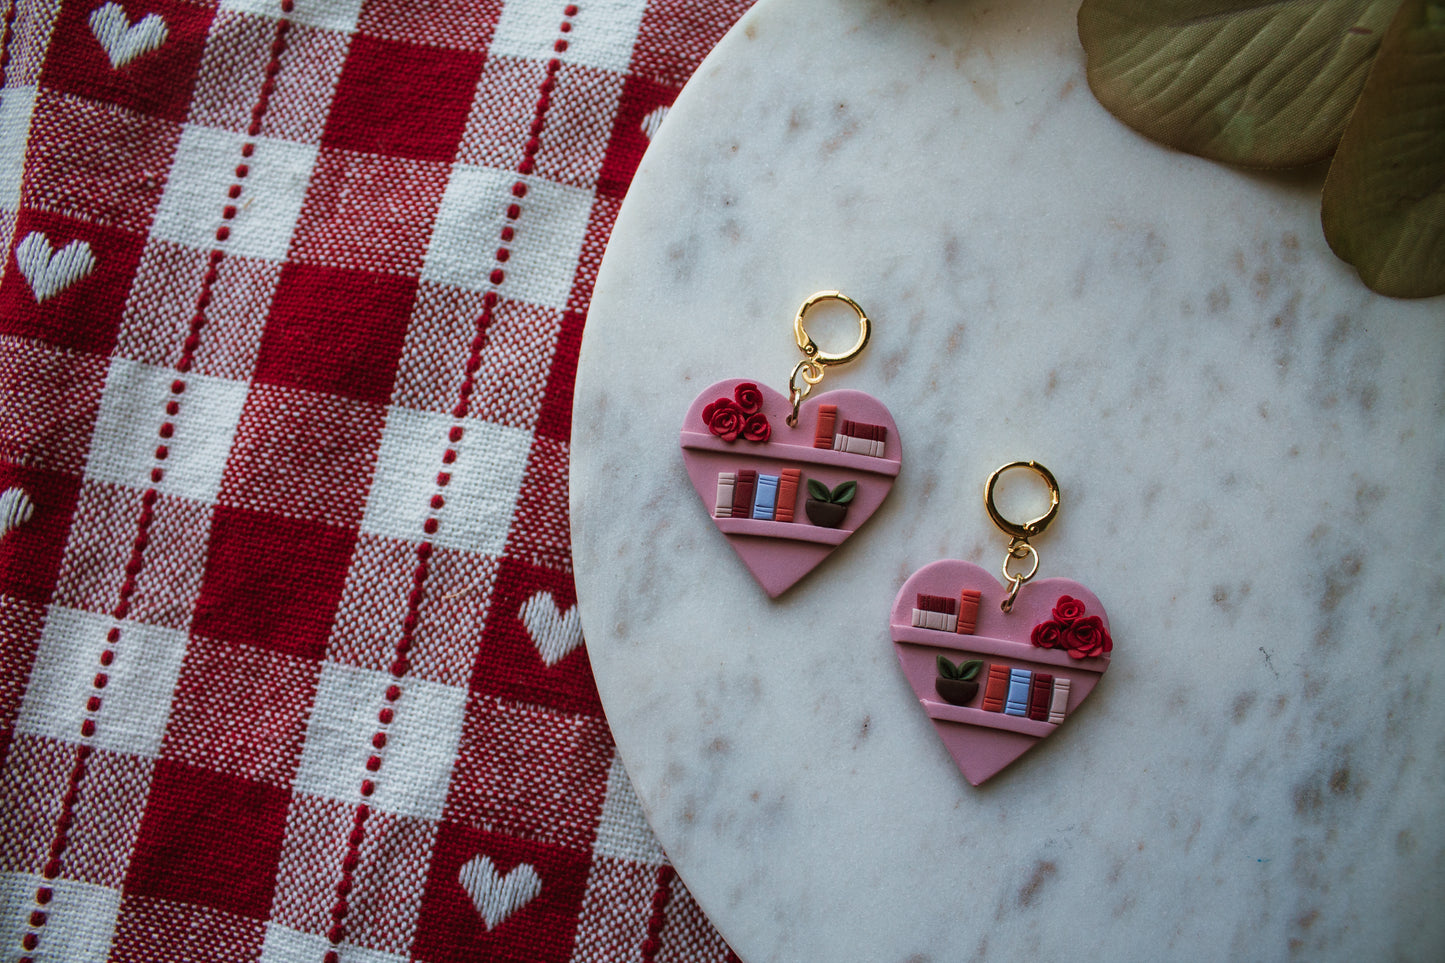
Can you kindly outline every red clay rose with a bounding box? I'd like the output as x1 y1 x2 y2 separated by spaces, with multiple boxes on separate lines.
734 382 764 415
1052 596 1087 623
742 413 771 442
709 409 744 441
1064 615 1112 659
1031 620 1065 650
702 397 736 423
703 398 744 441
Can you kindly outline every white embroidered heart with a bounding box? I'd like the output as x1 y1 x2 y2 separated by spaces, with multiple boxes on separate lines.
0 487 33 537
15 233 96 303
458 855 541 931
640 106 670 141
520 591 584 667
89 3 168 69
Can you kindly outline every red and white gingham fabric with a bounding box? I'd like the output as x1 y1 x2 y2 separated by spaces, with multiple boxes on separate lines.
0 0 752 959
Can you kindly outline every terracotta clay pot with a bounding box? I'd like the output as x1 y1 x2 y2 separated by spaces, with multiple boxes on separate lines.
805 499 847 528
935 678 979 706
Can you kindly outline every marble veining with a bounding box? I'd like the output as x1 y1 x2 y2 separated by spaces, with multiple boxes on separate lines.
571 0 1445 960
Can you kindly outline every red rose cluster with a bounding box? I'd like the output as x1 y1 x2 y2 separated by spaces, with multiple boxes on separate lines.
1030 595 1112 660
702 383 771 443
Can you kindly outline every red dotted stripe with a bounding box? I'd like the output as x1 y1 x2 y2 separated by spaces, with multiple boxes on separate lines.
320 6 578 956
321 802 370 952
0 0 19 87
640 864 675 962
16 6 294 959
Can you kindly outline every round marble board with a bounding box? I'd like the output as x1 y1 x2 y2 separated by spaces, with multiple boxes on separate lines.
570 0 1445 960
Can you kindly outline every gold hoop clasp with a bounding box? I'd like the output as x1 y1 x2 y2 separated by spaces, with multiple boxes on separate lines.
794 290 870 366
984 461 1059 542
984 461 1060 612
787 291 871 426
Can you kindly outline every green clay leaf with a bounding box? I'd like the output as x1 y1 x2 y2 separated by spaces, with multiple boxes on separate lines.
831 481 858 505
960 660 984 681
1321 0 1445 298
1078 0 1400 166
937 655 960 679
807 478 831 502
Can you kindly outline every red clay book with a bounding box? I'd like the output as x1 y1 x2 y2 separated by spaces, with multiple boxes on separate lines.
775 468 801 522
731 469 757 518
982 664 1010 713
814 405 837 449
956 589 981 634
916 594 957 614
1028 673 1053 721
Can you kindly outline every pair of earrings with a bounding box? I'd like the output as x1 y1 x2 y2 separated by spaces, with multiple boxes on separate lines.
678 292 1113 785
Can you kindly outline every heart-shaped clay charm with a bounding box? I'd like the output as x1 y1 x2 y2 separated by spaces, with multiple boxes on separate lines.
680 378 901 596
891 560 1111 785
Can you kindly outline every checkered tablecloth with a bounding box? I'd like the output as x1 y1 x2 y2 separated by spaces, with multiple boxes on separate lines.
0 0 751 959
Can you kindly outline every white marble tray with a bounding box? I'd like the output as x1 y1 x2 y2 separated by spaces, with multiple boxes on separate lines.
570 0 1445 959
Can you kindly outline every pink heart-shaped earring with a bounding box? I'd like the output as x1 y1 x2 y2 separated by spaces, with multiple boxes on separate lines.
890 461 1113 785
679 291 902 597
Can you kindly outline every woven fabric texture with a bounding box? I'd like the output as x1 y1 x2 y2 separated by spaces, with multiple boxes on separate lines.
0 0 752 960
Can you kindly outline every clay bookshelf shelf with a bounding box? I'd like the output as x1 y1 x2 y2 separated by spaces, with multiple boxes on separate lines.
920 700 1058 739
678 431 902 478
712 516 851 545
890 626 1110 673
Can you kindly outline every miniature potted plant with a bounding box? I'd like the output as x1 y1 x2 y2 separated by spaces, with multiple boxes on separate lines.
804 479 856 528
935 657 983 706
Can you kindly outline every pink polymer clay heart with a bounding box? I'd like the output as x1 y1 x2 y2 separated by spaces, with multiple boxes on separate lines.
891 560 1112 785
680 378 901 597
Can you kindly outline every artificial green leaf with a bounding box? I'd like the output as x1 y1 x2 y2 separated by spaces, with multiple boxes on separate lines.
938 655 960 679
959 660 984 682
831 481 858 505
807 478 830 501
1321 0 1445 298
1079 0 1400 166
